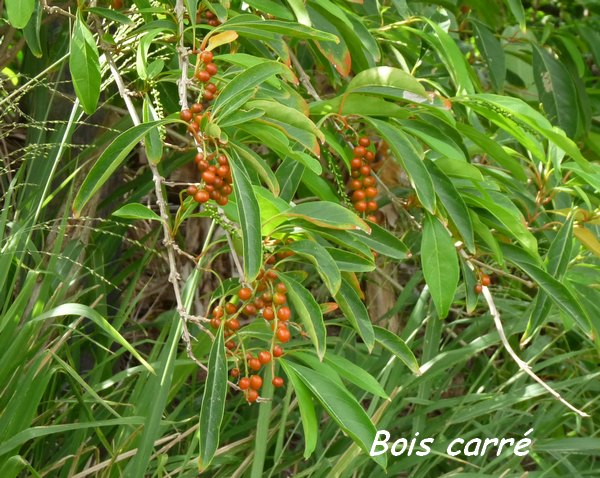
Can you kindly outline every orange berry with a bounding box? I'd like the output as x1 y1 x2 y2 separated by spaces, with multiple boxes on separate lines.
187 185 198 196
194 190 210 203
359 137 370 147
350 158 362 170
262 306 275 321
239 377 250 390
273 292 286 305
212 306 224 318
200 50 214 63
191 103 203 114
273 345 284 357
365 187 378 198
365 151 375 162
225 302 237 314
210 318 221 329
366 201 378 212
277 306 291 321
275 282 287 294
352 190 366 202
246 389 259 402
249 375 263 390
227 318 240 331
354 200 367 213
196 70 210 82
180 109 193 122
248 358 261 371
359 165 371 176
474 284 483 294
230 368 240 377
353 145 366 157
238 287 252 301
258 350 271 364
276 326 291 343
481 274 491 287
205 63 218 75
272 376 284 387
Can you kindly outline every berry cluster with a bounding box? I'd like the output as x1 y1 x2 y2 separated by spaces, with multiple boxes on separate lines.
208 257 295 403
347 136 379 223
194 50 219 103
474 274 491 294
186 153 233 205
197 8 222 27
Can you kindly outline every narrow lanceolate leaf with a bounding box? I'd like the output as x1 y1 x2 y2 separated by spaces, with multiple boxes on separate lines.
504 0 526 30
471 19 506 91
324 354 389 399
278 361 318 458
280 360 386 469
425 160 475 253
229 153 263 282
421 214 459 319
73 119 179 215
198 325 228 471
143 96 163 164
70 14 101 115
533 44 579 138
207 30 239 51
523 217 574 343
373 326 421 375
212 61 293 118
112 203 162 222
349 220 409 260
574 226 600 258
279 274 326 359
32 304 154 373
502 244 591 335
5 0 35 29
365 117 436 213
286 240 341 295
285 201 370 232
334 278 375 351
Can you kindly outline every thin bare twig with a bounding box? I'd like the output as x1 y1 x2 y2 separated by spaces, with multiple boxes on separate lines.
460 249 589 418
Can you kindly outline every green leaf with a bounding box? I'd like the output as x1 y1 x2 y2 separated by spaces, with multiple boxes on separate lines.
70 15 101 115
334 278 375 351
327 248 375 272
286 240 341 295
23 1 42 57
32 304 154 374
421 214 459 319
87 6 135 24
5 0 35 29
198 325 227 471
324 354 388 398
112 203 162 222
471 19 506 91
425 160 475 253
279 274 326 359
230 143 279 195
365 118 436 213
502 244 591 335
229 153 263 282
308 6 351 77
523 217 574 343
532 44 579 138
279 360 386 469
216 14 338 42
142 97 163 164
278 362 317 458
349 220 409 260
346 66 427 100
373 326 421 375
503 0 526 30
73 119 179 216
285 201 370 232
213 61 294 118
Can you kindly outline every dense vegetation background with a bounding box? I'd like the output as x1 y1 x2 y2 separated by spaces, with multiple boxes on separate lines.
1 0 599 476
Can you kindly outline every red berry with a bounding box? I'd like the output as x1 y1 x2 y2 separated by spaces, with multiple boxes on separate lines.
359 137 370 147
365 151 375 162
230 368 240 377
258 350 271 364
277 306 291 321
210 317 221 329
481 274 491 287
238 287 252 301
276 326 291 343
350 158 362 170
206 82 217 93
249 375 263 390
226 340 235 350
244 304 257 316
227 318 240 331
363 175 376 187
352 190 366 202
474 284 483 294
273 345 284 357
349 179 362 190
275 282 287 294
239 377 250 390
205 63 218 75
248 358 261 371
212 306 224 318
203 90 214 101
262 307 275 321
180 109 193 122
225 302 237 314
187 185 198 196
272 376 284 388
196 70 211 82
354 200 367 213
365 187 378 198
366 201 378 212
202 170 216 184
217 164 230 177
246 389 259 402
262 292 273 303
273 292 286 305
193 190 210 203
217 154 228 165
359 165 371 176
191 103 203 114
266 269 278 280
353 145 366 157
200 50 214 64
